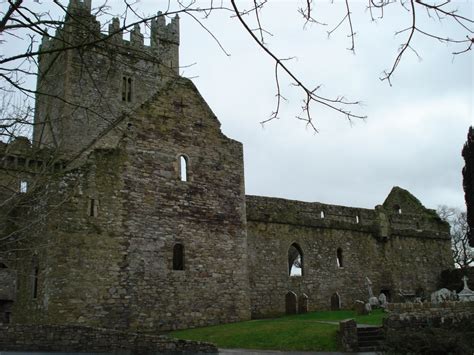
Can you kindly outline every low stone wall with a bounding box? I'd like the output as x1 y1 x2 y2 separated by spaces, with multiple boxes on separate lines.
0 324 217 353
385 301 474 327
383 302 474 353
339 319 358 352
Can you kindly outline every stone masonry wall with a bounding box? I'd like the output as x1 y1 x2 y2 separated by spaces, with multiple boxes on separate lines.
116 77 251 330
4 148 131 328
0 324 217 353
246 194 452 318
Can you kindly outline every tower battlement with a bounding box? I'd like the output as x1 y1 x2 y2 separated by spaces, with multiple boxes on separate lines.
40 3 179 63
34 0 180 154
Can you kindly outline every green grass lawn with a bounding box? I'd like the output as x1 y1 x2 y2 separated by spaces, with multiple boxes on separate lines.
169 309 387 351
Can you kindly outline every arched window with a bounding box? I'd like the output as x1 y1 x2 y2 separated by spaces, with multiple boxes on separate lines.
173 243 184 270
179 155 188 182
336 248 343 268
393 204 402 214
288 243 303 276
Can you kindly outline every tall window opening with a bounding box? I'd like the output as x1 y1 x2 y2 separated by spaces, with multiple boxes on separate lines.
19 180 28 193
32 257 39 299
173 243 184 270
336 248 343 268
122 76 132 102
320 211 325 219
288 243 303 276
179 155 188 182
393 204 402 214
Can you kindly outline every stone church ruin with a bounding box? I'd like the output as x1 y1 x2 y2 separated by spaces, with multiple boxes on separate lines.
0 0 453 333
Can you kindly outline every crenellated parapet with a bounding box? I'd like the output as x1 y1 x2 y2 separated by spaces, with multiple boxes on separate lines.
0 138 65 174
151 12 180 46
39 1 180 68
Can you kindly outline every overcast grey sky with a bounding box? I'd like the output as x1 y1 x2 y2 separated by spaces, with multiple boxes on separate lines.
170 0 473 210
4 0 473 211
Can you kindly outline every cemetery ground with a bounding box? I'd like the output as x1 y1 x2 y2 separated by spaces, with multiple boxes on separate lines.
170 309 387 352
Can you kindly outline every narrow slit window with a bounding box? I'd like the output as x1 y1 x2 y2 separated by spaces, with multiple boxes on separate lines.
179 155 188 182
355 215 360 224
89 199 98 217
122 76 132 102
122 76 127 101
20 180 28 193
320 211 325 219
336 248 343 268
32 264 39 299
127 77 132 102
173 243 184 270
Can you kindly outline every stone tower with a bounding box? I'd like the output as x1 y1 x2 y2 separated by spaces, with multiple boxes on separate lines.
33 0 180 155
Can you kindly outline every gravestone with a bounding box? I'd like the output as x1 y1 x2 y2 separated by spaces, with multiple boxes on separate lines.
298 294 309 313
458 276 474 302
331 292 341 310
366 276 379 307
378 293 388 308
285 291 297 314
354 300 368 315
430 288 456 303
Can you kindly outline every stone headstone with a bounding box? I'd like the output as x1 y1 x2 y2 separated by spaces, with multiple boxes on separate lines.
331 292 341 311
378 293 388 308
354 300 370 315
458 276 474 302
430 288 453 303
298 294 309 313
285 291 297 314
365 277 374 298
369 296 379 308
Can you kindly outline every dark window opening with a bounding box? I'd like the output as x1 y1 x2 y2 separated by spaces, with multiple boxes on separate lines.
32 266 39 299
288 243 303 276
173 243 184 270
336 248 343 268
89 199 98 217
122 76 132 102
179 155 188 182
393 204 402 214
0 301 12 324
0 263 7 269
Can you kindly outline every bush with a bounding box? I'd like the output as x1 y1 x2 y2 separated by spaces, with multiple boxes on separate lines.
383 327 474 355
